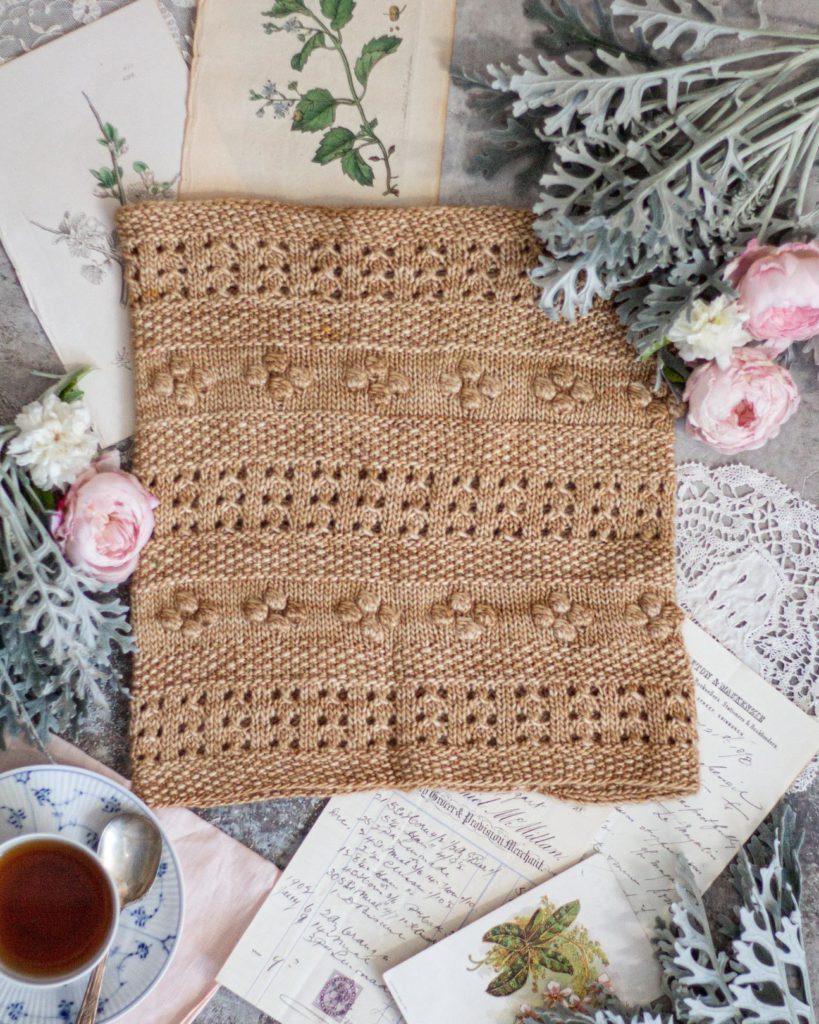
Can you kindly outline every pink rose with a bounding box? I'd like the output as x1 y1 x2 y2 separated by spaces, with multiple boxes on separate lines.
683 347 799 453
52 451 158 584
726 238 819 351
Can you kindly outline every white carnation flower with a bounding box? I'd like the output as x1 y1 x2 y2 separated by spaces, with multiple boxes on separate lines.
8 393 98 490
668 296 751 369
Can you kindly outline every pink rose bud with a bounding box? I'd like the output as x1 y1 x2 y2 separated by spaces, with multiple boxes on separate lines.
726 238 819 352
683 347 799 454
52 451 158 584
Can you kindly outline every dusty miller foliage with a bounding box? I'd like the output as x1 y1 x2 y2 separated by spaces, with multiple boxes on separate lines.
456 0 819 387
0 376 134 749
526 805 815 1024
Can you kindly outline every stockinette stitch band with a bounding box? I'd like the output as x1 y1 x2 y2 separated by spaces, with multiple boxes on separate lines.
117 198 698 808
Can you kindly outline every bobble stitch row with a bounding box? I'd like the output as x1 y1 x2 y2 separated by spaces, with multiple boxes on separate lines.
157 589 675 644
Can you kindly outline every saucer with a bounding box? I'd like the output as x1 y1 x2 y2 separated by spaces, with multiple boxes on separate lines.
0 765 183 1022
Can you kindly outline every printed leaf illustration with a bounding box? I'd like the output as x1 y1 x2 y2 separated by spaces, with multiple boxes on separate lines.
481 899 578 998
532 898 580 940
354 35 402 87
483 923 526 950
291 31 325 71
341 148 374 186
320 0 355 30
254 1 401 195
314 126 356 163
263 0 307 16
91 167 120 189
536 948 574 973
98 122 126 151
33 95 177 304
293 87 336 132
488 960 531 997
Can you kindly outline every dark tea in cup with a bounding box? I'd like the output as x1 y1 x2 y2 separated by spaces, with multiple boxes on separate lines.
0 834 118 985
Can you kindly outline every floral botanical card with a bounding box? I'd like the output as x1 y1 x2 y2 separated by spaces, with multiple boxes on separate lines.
384 855 660 1024
182 0 457 204
0 0 187 444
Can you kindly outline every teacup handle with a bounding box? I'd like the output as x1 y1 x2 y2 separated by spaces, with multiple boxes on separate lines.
75 956 108 1024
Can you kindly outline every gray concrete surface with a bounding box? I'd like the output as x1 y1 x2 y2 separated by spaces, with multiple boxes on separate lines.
1 2 818 1022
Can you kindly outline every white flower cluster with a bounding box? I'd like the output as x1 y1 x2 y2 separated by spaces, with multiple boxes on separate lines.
667 296 751 369
8 393 98 490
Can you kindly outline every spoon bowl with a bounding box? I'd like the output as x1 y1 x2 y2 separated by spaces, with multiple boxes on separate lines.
98 813 163 907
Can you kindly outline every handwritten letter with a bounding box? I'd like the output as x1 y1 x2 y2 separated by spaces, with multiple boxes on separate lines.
596 620 819 931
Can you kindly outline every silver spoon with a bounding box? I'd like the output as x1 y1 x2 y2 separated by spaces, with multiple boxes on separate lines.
76 813 164 1024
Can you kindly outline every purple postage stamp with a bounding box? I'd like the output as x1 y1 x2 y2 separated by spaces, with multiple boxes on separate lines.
313 972 362 1020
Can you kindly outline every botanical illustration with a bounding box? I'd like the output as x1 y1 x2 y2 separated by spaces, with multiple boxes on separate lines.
32 93 178 301
469 897 610 1020
251 0 403 196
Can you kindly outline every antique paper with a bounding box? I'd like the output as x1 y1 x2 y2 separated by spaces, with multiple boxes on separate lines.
0 0 187 444
182 0 456 204
219 621 819 1022
595 619 819 933
385 856 661 1024
217 791 609 1023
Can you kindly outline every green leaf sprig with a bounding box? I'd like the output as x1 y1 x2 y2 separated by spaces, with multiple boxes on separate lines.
253 0 402 196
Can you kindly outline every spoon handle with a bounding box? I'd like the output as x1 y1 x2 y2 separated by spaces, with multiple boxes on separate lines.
76 955 108 1024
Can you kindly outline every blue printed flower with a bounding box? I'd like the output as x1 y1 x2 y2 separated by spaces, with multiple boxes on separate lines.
32 787 51 805
101 796 122 814
157 860 168 878
136 942 150 960
58 1000 74 1022
5 808 25 830
130 906 149 928
6 1003 24 1023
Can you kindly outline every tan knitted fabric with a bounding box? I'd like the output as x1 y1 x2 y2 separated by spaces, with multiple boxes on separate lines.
118 198 698 809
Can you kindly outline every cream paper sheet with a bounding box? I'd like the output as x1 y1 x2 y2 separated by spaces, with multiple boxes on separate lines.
0 0 187 445
218 620 819 1022
181 0 456 204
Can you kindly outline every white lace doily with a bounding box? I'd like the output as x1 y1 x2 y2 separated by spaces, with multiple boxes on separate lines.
676 462 819 789
0 0 194 64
